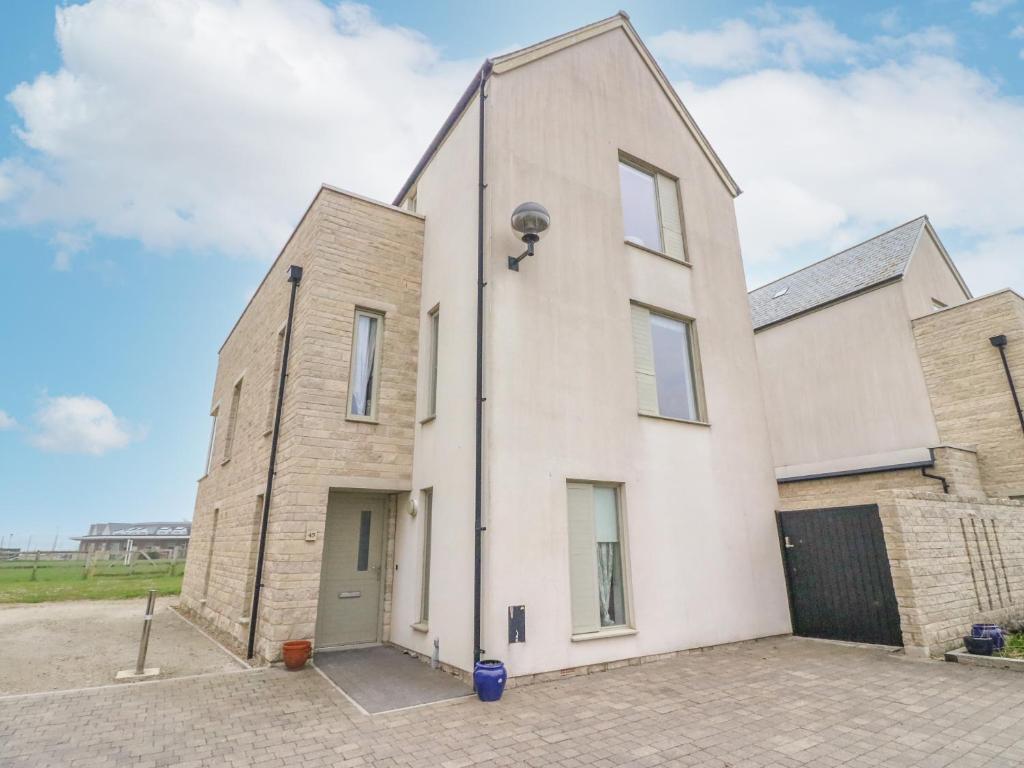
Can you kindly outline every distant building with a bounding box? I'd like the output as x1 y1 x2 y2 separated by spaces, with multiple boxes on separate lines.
72 522 191 557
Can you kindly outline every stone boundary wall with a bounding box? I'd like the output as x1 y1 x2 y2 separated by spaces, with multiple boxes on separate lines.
880 491 1024 657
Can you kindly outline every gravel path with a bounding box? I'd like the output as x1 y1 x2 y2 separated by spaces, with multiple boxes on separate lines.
0 597 244 695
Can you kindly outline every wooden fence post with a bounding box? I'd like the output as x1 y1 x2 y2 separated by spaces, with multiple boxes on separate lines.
30 550 40 581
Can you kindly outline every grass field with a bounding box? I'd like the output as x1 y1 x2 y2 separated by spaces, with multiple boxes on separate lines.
0 559 184 604
997 632 1024 660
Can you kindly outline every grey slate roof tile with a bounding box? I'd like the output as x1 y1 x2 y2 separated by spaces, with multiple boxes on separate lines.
748 217 927 330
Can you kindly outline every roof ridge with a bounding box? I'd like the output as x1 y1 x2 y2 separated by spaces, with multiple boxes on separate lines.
749 215 927 294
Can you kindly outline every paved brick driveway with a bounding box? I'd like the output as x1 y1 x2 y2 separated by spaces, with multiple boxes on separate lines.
3 637 1024 767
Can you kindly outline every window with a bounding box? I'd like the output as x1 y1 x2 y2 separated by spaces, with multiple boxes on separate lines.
265 327 286 434
618 158 686 262
356 510 372 571
202 508 220 601
566 483 629 634
405 193 417 213
204 409 219 476
932 298 948 312
222 378 243 461
426 307 439 419
631 304 704 422
348 309 384 420
419 489 433 624
242 495 263 619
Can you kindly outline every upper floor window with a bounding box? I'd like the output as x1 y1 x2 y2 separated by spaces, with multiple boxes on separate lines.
631 303 705 423
425 306 439 419
222 378 243 461
618 157 686 262
204 408 219 476
931 298 948 312
348 308 384 420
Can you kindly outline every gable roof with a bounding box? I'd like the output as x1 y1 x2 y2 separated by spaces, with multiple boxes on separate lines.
392 12 740 207
749 217 931 331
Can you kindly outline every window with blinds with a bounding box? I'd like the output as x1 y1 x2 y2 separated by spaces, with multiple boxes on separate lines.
631 303 704 423
618 157 686 263
566 482 629 635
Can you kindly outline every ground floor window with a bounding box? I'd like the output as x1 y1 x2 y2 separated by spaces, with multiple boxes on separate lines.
566 482 629 634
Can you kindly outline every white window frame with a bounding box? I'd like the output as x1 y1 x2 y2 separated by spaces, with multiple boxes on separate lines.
347 308 385 422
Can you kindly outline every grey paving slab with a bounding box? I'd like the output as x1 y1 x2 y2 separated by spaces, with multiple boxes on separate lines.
314 644 472 713
3 637 1024 767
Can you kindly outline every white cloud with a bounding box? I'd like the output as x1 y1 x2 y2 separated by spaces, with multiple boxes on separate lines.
677 54 1024 294
1 0 474 259
30 395 141 455
0 410 16 430
651 7 858 71
970 0 1016 15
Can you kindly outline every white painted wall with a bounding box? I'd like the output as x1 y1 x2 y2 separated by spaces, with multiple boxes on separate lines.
389 95 481 671
476 28 791 675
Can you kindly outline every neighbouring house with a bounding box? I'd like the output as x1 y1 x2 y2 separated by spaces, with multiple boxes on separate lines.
72 522 191 558
179 12 792 676
750 216 1024 656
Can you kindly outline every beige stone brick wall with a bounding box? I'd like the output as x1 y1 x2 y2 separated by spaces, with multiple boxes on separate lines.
777 446 983 511
182 186 424 661
913 290 1024 498
880 491 1024 657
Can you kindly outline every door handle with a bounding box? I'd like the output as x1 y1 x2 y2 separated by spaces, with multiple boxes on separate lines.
784 536 795 549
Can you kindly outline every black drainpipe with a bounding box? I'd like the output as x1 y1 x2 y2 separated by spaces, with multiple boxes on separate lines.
247 264 303 660
473 61 492 673
921 448 948 494
991 334 1024 437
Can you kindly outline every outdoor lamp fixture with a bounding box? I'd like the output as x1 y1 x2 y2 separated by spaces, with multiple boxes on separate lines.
508 201 551 271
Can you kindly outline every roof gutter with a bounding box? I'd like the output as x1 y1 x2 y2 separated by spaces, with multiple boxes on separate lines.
394 61 492 207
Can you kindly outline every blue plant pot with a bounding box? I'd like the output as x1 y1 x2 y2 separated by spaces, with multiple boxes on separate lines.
972 624 1005 651
473 660 507 702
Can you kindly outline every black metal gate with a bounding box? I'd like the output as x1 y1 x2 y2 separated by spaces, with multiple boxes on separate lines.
777 505 902 646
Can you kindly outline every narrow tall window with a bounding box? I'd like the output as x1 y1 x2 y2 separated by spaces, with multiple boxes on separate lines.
618 158 686 262
631 304 703 422
566 483 628 634
419 489 433 624
204 409 219 476
223 378 243 461
202 508 220 601
426 307 439 419
241 495 263 619
265 328 286 434
348 309 384 420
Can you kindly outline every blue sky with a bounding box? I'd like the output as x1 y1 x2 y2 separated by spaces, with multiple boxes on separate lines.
1 0 1022 550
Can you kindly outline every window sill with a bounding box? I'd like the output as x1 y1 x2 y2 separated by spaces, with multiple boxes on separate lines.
220 457 231 466
410 622 429 634
419 415 436 426
346 415 379 425
571 627 637 643
624 240 690 267
639 412 710 427
263 428 273 437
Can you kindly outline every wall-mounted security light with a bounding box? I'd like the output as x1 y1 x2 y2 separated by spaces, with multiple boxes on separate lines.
508 202 551 271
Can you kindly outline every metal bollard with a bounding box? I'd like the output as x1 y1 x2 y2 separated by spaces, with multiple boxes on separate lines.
135 589 157 675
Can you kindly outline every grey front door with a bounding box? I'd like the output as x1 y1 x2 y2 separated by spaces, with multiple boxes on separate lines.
316 494 386 648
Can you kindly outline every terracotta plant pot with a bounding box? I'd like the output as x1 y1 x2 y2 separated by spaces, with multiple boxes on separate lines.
282 640 312 670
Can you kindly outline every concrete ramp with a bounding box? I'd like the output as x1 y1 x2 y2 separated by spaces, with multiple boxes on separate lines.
313 645 472 714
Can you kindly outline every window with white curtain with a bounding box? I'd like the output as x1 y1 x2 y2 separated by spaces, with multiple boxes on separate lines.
204 409 219 476
348 309 383 420
566 482 629 634
426 307 439 419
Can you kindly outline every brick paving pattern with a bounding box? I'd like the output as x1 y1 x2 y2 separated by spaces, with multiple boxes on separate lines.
3 638 1024 767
